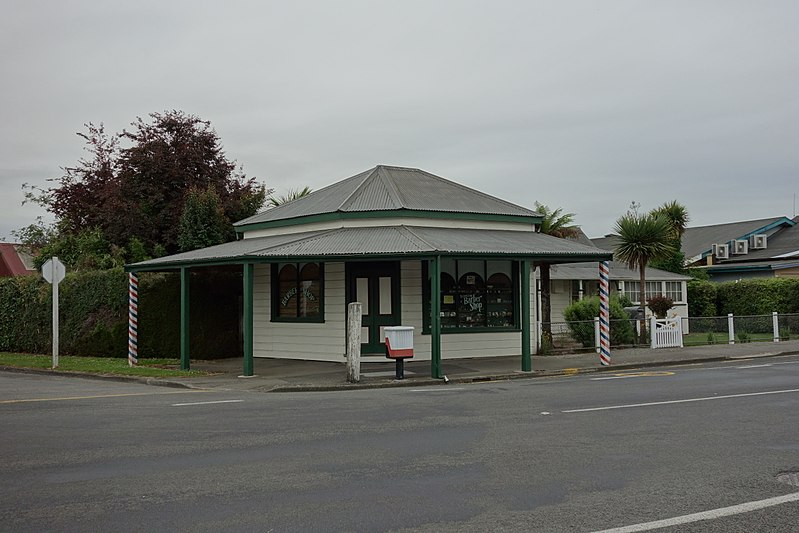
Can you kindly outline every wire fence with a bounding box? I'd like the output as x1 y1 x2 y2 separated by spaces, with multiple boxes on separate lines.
541 312 799 352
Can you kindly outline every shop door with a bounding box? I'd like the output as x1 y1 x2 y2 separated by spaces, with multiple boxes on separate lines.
346 262 400 355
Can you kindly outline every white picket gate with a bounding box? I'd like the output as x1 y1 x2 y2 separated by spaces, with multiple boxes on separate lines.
651 317 683 349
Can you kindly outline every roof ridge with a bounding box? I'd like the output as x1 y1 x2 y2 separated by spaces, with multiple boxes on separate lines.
686 216 789 231
399 225 437 250
375 165 405 209
247 229 340 254
338 166 380 211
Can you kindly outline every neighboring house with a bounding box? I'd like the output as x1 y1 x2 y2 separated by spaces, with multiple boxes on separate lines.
128 165 611 374
593 216 799 282
0 243 36 277
543 261 691 323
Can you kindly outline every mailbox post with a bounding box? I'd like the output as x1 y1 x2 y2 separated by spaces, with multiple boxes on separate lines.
384 326 414 379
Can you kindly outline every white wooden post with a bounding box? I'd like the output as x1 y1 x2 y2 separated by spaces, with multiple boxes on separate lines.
594 317 600 353
773 311 780 342
728 313 735 344
346 302 362 383
650 316 657 349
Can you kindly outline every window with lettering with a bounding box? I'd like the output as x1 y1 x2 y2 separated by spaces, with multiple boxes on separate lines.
425 259 517 331
272 262 323 321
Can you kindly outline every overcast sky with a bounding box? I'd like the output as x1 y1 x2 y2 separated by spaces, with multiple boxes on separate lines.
2 1 798 241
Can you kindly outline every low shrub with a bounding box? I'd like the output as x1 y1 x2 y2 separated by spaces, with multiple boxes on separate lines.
563 296 636 348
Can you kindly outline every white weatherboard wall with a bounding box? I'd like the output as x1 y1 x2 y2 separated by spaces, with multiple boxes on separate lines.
244 217 535 238
254 260 536 362
253 262 346 362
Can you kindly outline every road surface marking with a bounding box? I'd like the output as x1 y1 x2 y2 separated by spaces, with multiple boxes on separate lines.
563 388 799 413
591 371 674 381
172 399 244 406
409 388 465 392
736 364 773 369
592 491 799 532
0 390 208 405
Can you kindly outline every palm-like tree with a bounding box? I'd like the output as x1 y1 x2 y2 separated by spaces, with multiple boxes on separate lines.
614 212 675 343
534 202 580 351
654 200 690 239
650 200 690 273
267 186 313 207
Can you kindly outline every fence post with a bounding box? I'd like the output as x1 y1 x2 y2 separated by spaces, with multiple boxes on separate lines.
773 311 780 343
728 313 735 344
346 302 362 383
594 317 600 353
650 316 657 349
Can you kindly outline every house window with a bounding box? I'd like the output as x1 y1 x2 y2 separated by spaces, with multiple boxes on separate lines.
625 281 640 304
646 281 662 299
665 281 682 302
423 259 518 332
272 262 324 321
625 281 673 304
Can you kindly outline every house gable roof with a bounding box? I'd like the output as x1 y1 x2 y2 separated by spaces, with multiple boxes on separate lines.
681 216 794 261
235 165 542 232
591 216 796 262
0 243 36 276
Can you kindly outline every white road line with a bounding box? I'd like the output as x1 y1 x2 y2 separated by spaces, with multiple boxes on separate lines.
736 364 773 369
563 388 799 413
409 388 465 392
591 375 639 381
172 399 244 406
592 491 799 533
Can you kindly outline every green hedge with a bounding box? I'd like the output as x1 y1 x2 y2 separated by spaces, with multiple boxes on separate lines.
687 280 717 317
0 268 243 359
563 296 636 348
716 278 799 316
688 278 799 317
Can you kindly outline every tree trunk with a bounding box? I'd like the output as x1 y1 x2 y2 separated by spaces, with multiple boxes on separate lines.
639 263 647 345
541 263 553 351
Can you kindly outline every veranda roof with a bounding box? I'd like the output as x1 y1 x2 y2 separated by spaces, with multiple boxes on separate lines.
128 226 611 271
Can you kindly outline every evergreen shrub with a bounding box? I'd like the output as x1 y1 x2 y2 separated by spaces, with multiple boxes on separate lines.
563 296 636 348
0 268 242 359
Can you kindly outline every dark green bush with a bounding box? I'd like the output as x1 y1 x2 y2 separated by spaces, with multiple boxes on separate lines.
563 296 636 348
687 280 717 317
716 278 799 316
0 268 242 359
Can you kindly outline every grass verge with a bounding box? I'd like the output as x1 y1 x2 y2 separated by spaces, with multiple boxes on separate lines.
0 353 209 378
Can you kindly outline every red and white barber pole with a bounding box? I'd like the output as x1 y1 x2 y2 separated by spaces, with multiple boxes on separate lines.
128 272 138 366
598 261 611 366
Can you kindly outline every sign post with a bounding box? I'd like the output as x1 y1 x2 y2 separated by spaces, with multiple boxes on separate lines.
41 257 66 368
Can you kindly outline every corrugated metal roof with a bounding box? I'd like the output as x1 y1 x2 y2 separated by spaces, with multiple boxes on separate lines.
550 261 691 281
680 217 791 259
591 216 795 261
130 226 611 269
235 165 541 228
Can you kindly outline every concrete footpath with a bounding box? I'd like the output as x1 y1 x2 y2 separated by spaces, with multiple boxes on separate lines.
5 340 799 393
172 339 799 393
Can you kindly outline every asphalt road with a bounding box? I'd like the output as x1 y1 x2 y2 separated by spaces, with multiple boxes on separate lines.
2 355 799 532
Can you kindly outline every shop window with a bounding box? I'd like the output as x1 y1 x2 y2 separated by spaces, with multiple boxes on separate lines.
272 262 324 322
424 259 518 332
